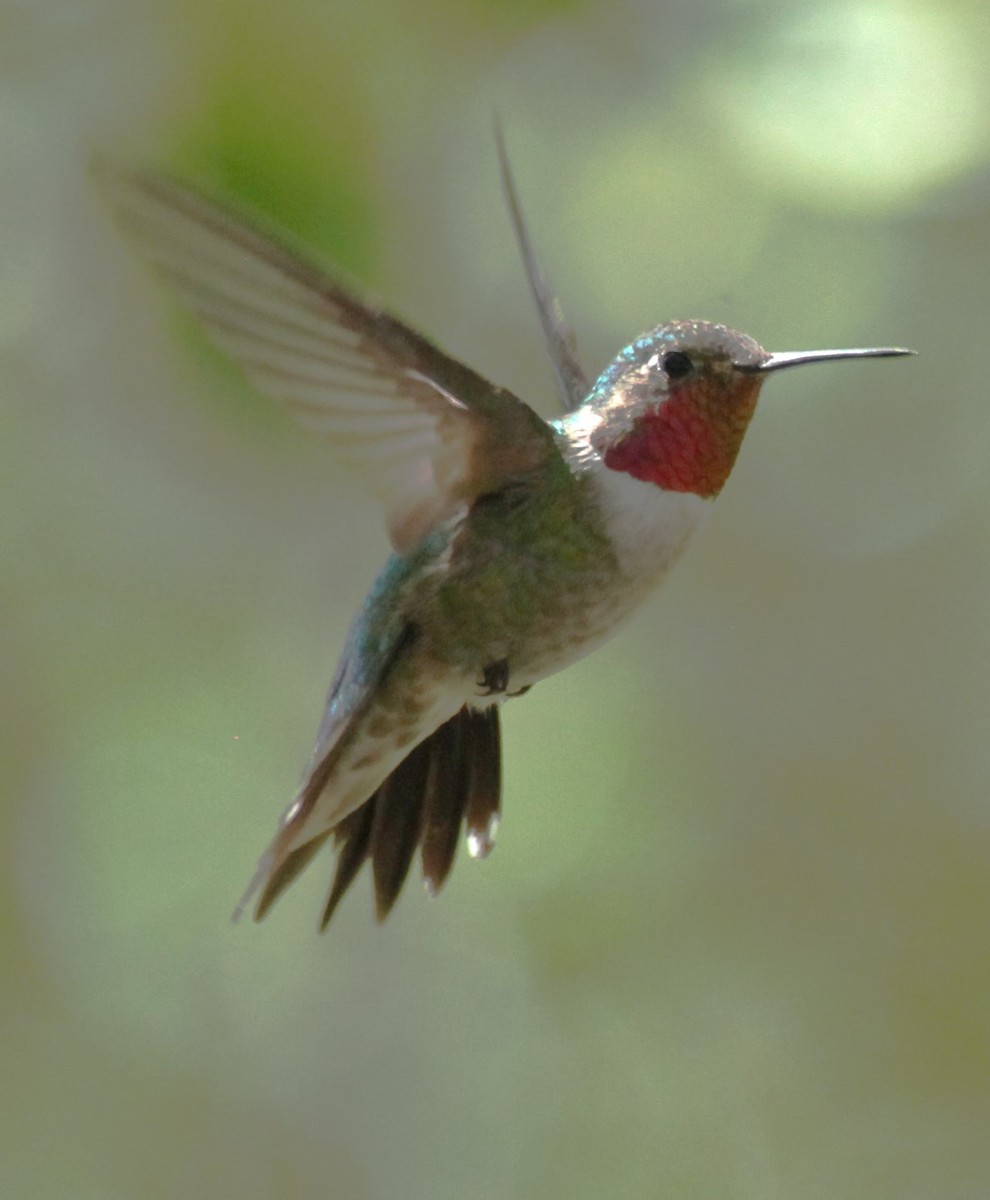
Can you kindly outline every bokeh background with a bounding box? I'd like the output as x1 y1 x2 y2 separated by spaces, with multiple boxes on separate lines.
4 1 990 1196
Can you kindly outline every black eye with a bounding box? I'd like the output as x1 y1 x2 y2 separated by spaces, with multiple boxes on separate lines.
663 350 693 380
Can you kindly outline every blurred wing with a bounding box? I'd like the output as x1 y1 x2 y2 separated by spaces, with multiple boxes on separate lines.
96 163 556 551
495 121 589 413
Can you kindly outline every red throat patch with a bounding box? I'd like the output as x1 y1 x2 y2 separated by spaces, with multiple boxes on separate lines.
601 377 761 498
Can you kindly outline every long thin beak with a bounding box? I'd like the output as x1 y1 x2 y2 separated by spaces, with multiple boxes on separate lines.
753 346 916 373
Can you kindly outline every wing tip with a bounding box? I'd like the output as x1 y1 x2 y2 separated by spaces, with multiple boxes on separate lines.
491 122 588 413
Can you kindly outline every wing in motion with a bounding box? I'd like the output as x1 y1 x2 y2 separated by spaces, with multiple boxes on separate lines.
495 121 589 413
95 161 555 551
97 158 563 925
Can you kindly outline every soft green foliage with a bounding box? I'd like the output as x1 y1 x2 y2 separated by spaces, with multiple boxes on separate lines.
5 0 990 1197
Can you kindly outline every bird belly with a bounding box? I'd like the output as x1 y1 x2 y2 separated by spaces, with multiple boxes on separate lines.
425 549 650 699
418 472 706 697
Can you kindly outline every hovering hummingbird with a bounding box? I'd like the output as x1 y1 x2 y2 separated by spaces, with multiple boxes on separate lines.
98 131 913 928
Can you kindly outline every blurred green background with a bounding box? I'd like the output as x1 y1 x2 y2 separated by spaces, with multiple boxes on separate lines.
4 0 990 1196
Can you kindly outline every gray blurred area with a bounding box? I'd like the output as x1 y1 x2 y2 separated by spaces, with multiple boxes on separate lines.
3 1 990 1197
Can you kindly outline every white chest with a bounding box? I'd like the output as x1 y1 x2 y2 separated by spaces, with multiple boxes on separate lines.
587 455 712 589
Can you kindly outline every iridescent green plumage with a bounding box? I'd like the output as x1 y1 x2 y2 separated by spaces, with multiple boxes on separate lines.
98 140 913 928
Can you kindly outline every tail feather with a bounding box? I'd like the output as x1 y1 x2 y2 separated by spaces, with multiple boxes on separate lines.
243 704 503 928
463 707 502 858
283 705 507 927
419 712 470 895
320 804 375 929
369 734 434 921
253 830 333 922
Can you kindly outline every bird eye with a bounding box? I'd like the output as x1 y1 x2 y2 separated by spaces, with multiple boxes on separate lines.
663 350 693 380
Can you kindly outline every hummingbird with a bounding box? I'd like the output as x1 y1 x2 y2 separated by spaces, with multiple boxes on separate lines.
97 131 913 929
